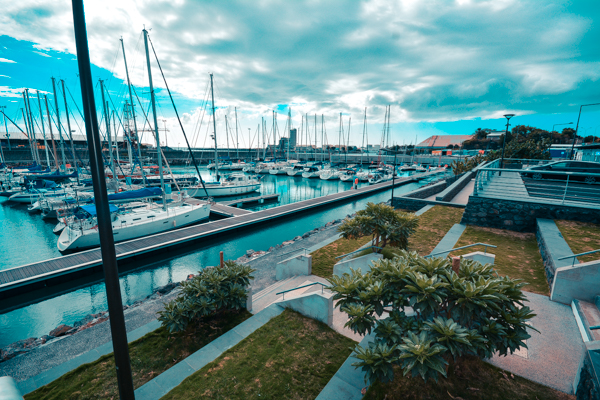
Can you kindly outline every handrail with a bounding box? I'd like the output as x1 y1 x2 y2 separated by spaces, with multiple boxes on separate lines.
557 248 600 267
426 243 497 258
276 282 329 300
477 167 600 178
279 247 310 258
335 246 383 259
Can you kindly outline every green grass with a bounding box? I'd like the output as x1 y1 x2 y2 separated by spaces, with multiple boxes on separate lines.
408 206 464 255
25 310 252 400
452 226 549 295
555 219 600 264
365 355 574 400
161 309 356 400
311 235 372 278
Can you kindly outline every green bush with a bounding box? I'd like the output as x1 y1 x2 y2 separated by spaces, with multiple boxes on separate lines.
338 202 419 250
158 261 255 333
328 251 536 385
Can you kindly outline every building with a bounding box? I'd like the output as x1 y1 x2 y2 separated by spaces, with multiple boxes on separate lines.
415 134 474 150
575 143 600 162
486 131 505 141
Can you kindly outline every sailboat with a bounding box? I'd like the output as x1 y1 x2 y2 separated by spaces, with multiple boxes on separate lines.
186 74 262 197
58 29 211 252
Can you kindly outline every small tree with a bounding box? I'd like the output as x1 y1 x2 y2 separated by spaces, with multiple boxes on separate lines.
338 202 419 250
328 251 536 384
158 261 255 333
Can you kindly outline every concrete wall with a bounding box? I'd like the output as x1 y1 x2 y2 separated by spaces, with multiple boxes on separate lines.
461 251 495 265
575 343 600 400
436 171 474 202
461 196 600 232
333 253 383 277
391 173 469 211
278 292 334 327
536 219 575 285
404 180 448 199
0 376 22 400
276 254 312 281
551 260 600 305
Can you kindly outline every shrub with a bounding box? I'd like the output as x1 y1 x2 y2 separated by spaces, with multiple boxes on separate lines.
328 251 536 385
338 202 419 250
158 261 255 333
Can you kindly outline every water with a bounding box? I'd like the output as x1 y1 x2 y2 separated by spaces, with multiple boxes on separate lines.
0 170 446 347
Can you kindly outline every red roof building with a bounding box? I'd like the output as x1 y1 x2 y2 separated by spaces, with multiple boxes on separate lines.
415 134 474 150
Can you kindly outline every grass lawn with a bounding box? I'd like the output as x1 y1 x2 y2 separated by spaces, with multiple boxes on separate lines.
452 226 549 295
161 309 356 400
25 310 252 400
408 206 464 255
555 219 600 264
365 355 574 400
311 235 372 278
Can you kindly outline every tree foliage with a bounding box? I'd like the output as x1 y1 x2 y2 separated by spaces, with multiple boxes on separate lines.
328 251 536 384
158 261 255 333
337 202 419 250
486 138 551 161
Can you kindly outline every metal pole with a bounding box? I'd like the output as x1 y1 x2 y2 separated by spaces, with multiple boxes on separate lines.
143 28 166 207
44 95 59 169
61 80 79 181
25 89 41 163
52 77 67 171
391 151 396 203
21 107 36 163
210 73 219 180
2 108 10 151
99 80 116 181
36 91 51 167
235 106 239 159
121 37 146 183
70 1 135 398
500 114 514 174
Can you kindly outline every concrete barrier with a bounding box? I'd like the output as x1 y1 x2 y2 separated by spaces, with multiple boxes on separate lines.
436 171 474 202
333 253 383 277
551 260 600 305
277 292 334 327
275 254 312 281
461 251 495 265
0 376 23 400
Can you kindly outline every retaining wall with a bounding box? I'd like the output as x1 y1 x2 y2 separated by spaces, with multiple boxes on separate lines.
436 171 474 202
277 292 334 327
576 345 600 400
536 219 575 286
333 253 383 277
275 254 312 280
461 196 600 232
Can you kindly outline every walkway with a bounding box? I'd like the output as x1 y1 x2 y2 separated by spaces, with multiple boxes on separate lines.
488 291 584 394
449 178 475 204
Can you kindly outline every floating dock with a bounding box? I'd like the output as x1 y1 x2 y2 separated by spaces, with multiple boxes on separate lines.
0 170 444 300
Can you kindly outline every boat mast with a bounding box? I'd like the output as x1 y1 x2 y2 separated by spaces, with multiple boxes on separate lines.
262 117 266 159
361 108 366 166
25 89 41 164
225 115 230 158
99 80 117 181
314 114 317 161
21 94 36 163
346 116 350 164
339 112 342 163
51 77 67 171
44 95 59 169
287 107 291 161
120 37 146 183
61 80 79 181
209 73 219 180
143 28 166 208
235 106 239 159
321 115 324 162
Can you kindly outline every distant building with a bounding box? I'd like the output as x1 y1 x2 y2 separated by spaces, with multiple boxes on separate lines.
486 131 505 141
575 143 600 162
289 128 297 148
415 134 474 150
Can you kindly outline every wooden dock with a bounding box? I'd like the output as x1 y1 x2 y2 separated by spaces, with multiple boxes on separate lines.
222 193 280 207
0 171 443 298
210 204 254 218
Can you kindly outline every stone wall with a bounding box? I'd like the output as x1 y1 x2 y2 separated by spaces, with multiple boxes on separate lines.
461 196 600 232
576 348 600 400
436 171 474 202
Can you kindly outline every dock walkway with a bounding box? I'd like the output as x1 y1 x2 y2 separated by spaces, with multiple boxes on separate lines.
0 171 442 298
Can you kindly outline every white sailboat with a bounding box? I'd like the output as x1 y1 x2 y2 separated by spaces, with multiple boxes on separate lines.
187 173 260 197
301 166 322 178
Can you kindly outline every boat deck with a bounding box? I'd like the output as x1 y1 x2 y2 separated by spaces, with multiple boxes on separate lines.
0 171 443 298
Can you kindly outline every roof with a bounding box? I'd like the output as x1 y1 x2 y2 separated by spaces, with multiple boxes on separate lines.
415 134 474 148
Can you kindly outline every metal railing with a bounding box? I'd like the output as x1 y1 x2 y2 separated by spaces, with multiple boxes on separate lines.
335 246 383 259
276 282 329 300
473 162 600 207
426 243 497 258
558 248 600 267
278 247 310 258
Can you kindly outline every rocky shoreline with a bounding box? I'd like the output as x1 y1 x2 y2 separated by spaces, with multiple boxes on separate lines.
0 216 347 363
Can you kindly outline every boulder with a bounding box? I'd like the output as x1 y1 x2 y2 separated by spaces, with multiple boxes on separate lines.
49 324 72 338
246 249 255 257
294 236 302 241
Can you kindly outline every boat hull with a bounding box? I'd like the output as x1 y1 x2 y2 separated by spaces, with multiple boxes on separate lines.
187 183 261 197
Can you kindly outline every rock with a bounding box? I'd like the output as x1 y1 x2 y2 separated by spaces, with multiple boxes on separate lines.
49 324 73 338
1 347 28 362
282 240 294 246
246 249 255 257
268 246 275 252
157 282 177 295
73 314 95 328
294 236 302 241
302 233 310 239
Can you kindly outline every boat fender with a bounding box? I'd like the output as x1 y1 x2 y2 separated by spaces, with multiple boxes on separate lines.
173 220 177 227
92 225 98 231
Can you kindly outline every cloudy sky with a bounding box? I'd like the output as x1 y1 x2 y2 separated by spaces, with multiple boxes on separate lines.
0 0 599 149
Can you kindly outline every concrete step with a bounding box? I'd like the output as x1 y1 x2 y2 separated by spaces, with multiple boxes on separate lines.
571 299 600 342
252 276 297 302
252 276 327 313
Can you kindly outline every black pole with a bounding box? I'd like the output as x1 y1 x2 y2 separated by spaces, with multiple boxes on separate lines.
500 114 514 173
70 1 135 399
391 151 396 205
570 103 600 160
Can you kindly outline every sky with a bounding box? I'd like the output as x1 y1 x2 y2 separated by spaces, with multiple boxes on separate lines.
0 0 599 150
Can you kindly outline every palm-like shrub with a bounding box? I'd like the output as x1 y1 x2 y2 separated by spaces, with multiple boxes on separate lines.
338 202 419 250
158 261 255 333
328 251 536 384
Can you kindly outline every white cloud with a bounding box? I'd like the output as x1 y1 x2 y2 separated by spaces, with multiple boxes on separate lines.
0 58 16 63
33 51 51 57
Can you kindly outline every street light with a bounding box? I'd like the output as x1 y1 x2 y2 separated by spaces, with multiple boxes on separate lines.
571 103 600 160
500 114 515 171
552 122 573 132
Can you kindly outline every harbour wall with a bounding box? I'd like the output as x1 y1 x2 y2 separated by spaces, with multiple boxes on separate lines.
391 173 468 210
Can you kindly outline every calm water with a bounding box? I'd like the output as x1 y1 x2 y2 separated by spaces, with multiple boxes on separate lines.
0 170 446 347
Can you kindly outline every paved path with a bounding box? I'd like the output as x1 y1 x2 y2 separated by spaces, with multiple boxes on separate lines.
488 291 584 394
450 178 475 204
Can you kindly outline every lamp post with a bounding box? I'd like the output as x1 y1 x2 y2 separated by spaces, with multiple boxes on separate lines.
500 114 515 172
553 122 573 133
391 150 398 204
571 103 600 160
